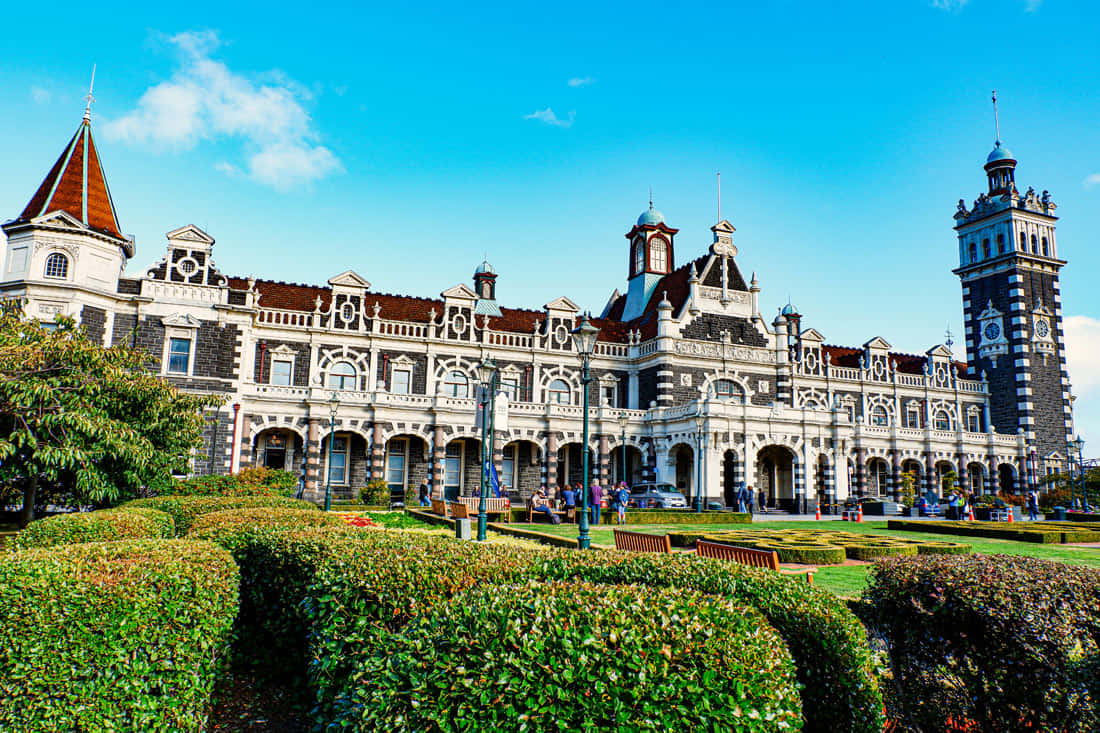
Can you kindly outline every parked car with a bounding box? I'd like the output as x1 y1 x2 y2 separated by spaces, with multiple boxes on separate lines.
627 483 688 509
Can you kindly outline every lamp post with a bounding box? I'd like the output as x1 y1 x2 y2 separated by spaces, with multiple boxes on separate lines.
477 359 500 542
572 314 600 550
617 413 629 486
1071 435 1087 512
324 392 339 512
694 414 705 513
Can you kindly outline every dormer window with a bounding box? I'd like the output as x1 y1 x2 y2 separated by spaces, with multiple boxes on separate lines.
648 238 668 272
44 252 69 279
633 239 644 276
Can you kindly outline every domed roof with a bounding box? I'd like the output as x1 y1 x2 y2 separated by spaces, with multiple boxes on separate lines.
474 260 495 275
986 141 1015 164
781 302 799 316
637 204 665 226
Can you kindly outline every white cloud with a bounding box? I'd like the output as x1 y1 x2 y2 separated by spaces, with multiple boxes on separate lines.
931 0 968 10
568 77 594 88
31 86 51 104
523 107 575 128
104 30 341 189
1084 173 1100 188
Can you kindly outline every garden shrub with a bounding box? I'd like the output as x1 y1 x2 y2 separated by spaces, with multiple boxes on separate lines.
753 542 847 565
887 519 1100 544
842 543 917 561
863 554 1100 732
186 507 349 550
0 539 238 732
338 581 803 732
528 551 884 733
13 507 174 549
122 494 317 534
170 466 298 497
914 541 972 555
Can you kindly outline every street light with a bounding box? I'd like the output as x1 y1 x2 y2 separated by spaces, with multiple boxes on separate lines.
1071 435 1087 512
324 392 339 512
572 313 600 550
617 413 629 486
694 413 705 513
477 358 500 542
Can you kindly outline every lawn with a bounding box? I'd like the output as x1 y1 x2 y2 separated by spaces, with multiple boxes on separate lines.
526 519 1100 597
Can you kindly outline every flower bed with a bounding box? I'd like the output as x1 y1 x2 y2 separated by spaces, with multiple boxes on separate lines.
863 554 1100 732
669 528 969 564
0 540 238 732
340 581 802 731
121 494 317 534
13 507 174 549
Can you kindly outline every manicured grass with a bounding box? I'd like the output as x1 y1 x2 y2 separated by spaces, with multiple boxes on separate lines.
529 519 1100 597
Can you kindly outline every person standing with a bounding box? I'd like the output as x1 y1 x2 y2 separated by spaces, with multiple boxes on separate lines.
744 484 754 517
615 482 630 525
756 485 767 514
418 479 431 507
1027 491 1039 521
590 481 602 524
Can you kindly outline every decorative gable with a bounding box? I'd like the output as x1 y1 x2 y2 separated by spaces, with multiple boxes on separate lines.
863 337 892 351
328 270 372 290
800 328 825 343
441 283 478 302
544 296 579 314
166 225 215 250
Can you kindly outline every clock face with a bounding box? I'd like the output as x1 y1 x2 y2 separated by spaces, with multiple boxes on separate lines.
983 322 1001 341
1036 320 1050 339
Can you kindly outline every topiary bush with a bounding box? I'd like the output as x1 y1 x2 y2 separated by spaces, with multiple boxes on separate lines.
842 543 917 561
528 551 884 733
186 507 348 550
761 542 847 565
13 507 174 550
338 581 803 732
122 494 317 534
0 539 238 732
863 554 1100 732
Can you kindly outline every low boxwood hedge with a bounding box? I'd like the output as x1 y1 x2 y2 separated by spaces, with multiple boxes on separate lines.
843 543 917 561
886 519 1100 544
338 581 802 732
13 507 174 550
186 507 349 550
863 554 1100 732
755 542 847 565
914 541 972 555
0 540 239 732
122 494 317 534
528 551 884 733
670 528 969 562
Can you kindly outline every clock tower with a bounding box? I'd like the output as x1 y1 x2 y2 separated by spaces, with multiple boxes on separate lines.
953 121 1074 475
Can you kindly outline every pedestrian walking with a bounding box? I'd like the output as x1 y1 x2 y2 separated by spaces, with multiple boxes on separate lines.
1027 491 1039 521
418 479 431 507
744 484 754 517
615 482 630 525
590 482 602 524
757 485 767 513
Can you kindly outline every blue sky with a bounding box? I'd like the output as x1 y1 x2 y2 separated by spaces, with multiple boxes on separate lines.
2 0 1098 448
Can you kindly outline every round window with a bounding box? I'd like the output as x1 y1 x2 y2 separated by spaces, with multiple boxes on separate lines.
452 314 467 334
177 258 198 275
341 302 356 322
554 324 569 344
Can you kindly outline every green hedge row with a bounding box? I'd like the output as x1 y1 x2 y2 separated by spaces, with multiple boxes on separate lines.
670 528 969 564
529 551 884 733
863 554 1100 732
508 506 752 524
186 507 348 550
0 540 238 732
122 494 317 534
887 519 1100 544
341 581 803 732
13 507 174 550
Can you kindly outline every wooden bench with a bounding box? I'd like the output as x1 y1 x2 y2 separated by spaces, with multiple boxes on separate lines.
613 528 672 553
430 498 450 517
456 496 512 522
696 540 815 585
526 502 573 524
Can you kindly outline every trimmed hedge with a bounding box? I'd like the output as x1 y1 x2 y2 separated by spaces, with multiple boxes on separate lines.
509 507 753 524
0 540 238 732
122 494 317 534
185 507 349 550
750 541 847 565
529 551 884 733
863 554 1100 732
914 541 973 555
672 528 964 564
339 581 802 732
13 507 174 550
887 519 1100 544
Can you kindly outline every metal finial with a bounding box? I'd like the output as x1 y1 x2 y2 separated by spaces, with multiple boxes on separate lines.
648 186 653 208
83 64 96 121
717 171 722 221
945 323 955 350
992 90 1000 145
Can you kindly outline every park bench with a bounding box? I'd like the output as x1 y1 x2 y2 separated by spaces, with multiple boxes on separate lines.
612 528 671 553
526 501 573 524
456 496 511 522
430 498 449 517
695 540 815 585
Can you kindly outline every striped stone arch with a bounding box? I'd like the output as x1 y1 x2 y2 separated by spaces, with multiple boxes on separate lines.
865 394 896 424
797 388 829 410
378 422 435 445
317 346 371 374
248 414 309 442
699 372 754 402
432 356 481 386
928 400 958 430
538 364 582 405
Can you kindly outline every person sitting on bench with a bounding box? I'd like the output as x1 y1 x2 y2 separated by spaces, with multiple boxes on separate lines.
530 490 560 524
560 484 576 512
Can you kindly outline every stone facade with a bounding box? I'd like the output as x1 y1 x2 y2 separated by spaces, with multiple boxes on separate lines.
0 114 1073 512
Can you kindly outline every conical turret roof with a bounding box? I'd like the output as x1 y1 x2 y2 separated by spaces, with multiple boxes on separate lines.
19 117 123 240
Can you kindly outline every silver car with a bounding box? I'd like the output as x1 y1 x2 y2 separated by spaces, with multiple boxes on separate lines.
627 483 688 509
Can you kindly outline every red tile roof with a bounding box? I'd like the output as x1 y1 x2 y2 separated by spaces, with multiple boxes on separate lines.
19 119 123 240
823 345 968 376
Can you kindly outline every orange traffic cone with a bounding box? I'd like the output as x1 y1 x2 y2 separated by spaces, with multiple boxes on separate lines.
857 504 864 523
968 506 975 522
1007 508 1014 523
815 506 821 520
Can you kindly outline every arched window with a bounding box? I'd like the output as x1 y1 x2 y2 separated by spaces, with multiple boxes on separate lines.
648 238 668 273
982 239 991 258
933 409 951 431
328 361 357 390
443 370 469 398
547 379 571 404
870 405 889 427
714 379 735 398
1019 231 1027 251
1041 236 1049 256
1030 234 1037 254
633 239 644 275
968 242 977 262
996 233 1005 254
44 252 69 279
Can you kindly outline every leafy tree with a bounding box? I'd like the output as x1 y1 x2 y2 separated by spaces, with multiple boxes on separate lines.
0 309 221 526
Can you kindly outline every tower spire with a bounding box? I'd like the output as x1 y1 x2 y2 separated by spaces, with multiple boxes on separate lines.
83 64 96 122
648 186 653 209
717 171 721 221
992 89 1000 145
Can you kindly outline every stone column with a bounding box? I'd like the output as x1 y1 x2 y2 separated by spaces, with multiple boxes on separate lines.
890 451 902 502
854 447 867 496
956 453 970 494
793 454 806 513
821 456 836 512
925 452 937 494
304 418 322 502
598 434 610 484
543 431 558 489
371 422 385 481
432 425 445 498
